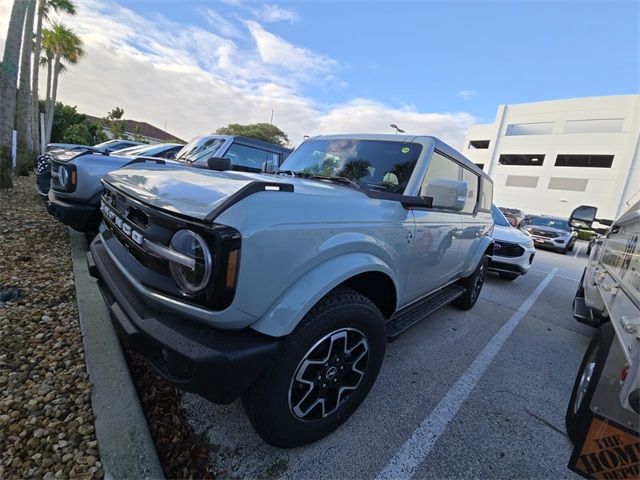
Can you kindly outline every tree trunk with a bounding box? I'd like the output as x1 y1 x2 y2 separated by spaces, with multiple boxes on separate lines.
46 56 61 144
16 0 37 176
31 0 43 154
0 0 29 189
44 59 52 145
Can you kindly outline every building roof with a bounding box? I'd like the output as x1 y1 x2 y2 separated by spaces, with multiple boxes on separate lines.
85 115 186 143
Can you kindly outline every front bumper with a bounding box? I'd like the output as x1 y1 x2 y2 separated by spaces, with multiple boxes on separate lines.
88 235 279 404
488 246 535 276
529 234 571 251
46 190 100 232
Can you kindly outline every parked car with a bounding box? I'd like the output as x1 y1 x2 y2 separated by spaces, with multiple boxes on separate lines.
488 204 535 280
565 204 638 478
45 143 184 232
498 207 525 227
36 139 145 197
88 133 495 447
174 134 292 171
520 215 577 253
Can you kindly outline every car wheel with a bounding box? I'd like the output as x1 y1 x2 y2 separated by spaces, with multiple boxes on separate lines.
568 241 575 252
453 255 488 310
499 272 519 281
565 323 614 443
241 287 386 447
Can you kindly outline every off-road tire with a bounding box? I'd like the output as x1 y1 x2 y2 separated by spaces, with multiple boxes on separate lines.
453 255 488 310
499 272 519 281
565 323 614 443
241 287 386 448
568 240 575 252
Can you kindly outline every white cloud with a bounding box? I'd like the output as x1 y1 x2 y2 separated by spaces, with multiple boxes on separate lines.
457 90 476 99
251 4 299 23
246 21 337 79
200 8 243 39
0 0 474 148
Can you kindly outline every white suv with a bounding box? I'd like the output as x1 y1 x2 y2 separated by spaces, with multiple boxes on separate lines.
488 204 535 280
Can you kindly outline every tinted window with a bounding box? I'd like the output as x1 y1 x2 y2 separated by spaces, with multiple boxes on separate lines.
224 144 277 172
461 167 478 213
420 151 462 209
281 139 422 194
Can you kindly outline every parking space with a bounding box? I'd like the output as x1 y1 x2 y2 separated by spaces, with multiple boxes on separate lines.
181 246 592 479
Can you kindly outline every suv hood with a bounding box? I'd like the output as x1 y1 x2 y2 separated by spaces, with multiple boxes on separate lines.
525 225 570 236
103 163 364 221
492 224 530 244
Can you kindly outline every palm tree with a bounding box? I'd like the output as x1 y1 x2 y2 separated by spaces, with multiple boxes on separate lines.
0 0 29 189
31 0 77 153
41 22 85 145
15 0 37 176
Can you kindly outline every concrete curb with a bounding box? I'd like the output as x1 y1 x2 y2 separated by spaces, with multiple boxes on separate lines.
69 229 165 480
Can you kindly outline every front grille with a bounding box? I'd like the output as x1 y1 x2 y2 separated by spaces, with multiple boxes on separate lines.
494 241 525 258
531 229 558 238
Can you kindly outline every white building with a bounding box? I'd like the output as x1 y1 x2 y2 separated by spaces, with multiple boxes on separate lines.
463 95 640 219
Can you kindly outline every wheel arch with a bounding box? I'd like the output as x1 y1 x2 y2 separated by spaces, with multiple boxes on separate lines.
461 236 494 278
250 253 399 337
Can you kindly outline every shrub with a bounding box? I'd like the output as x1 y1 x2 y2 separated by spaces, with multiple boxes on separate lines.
577 230 594 241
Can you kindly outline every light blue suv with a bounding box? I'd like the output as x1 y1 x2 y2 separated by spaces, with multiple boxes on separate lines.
88 134 494 447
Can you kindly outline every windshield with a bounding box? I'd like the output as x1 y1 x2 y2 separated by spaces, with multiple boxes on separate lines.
491 205 512 227
279 139 422 193
530 217 569 230
175 136 226 164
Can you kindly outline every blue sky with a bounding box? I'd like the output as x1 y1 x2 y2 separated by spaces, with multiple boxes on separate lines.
118 0 639 123
1 0 637 145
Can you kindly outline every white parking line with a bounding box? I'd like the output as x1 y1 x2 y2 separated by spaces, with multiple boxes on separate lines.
375 268 558 480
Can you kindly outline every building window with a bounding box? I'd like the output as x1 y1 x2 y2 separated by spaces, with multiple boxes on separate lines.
505 175 539 188
468 140 490 149
505 122 554 136
563 119 624 134
498 154 545 166
475 163 485 171
548 178 588 192
554 154 614 168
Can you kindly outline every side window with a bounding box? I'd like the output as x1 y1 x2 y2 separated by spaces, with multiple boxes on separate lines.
461 167 479 213
420 151 462 209
223 144 270 172
480 178 493 211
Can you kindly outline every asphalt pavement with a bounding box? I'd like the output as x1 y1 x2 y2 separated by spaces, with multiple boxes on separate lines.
181 241 594 479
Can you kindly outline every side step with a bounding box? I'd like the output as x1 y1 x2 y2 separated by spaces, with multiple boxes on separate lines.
386 283 465 341
573 296 602 328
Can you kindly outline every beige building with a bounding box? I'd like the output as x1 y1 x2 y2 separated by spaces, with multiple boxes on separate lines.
463 95 640 219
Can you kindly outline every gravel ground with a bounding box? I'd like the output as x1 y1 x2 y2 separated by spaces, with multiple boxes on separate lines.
0 175 103 479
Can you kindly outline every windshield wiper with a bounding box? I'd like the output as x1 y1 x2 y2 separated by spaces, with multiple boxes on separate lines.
276 170 298 177
304 174 361 189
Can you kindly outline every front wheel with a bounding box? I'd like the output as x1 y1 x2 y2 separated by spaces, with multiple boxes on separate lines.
242 287 386 447
565 323 614 443
453 255 488 310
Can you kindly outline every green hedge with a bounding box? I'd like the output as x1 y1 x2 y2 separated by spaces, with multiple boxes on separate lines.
577 230 594 241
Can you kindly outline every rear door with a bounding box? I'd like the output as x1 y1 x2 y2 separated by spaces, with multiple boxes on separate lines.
404 151 464 302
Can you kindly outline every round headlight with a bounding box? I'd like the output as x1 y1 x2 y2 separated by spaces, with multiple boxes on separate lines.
168 229 213 295
58 166 69 188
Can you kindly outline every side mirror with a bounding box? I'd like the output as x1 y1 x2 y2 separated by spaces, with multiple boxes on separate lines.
422 179 468 211
207 156 232 171
569 205 598 229
262 160 277 174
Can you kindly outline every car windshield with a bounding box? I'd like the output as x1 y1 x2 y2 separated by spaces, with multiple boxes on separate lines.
278 139 422 193
175 137 226 164
491 205 512 227
500 208 521 216
530 217 569 230
113 145 148 156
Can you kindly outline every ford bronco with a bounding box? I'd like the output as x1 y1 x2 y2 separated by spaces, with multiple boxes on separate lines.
88 134 494 447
